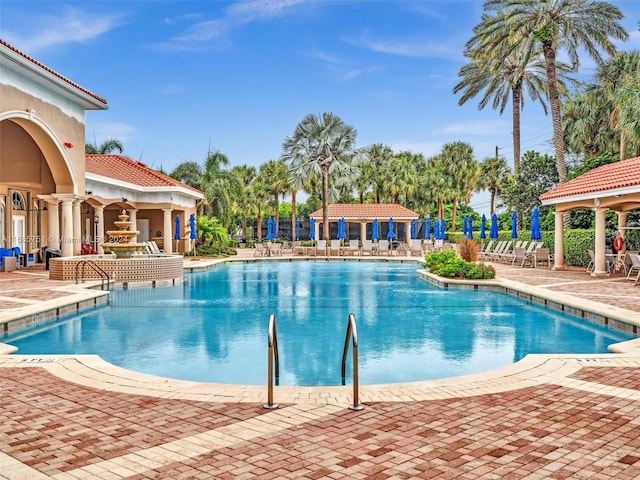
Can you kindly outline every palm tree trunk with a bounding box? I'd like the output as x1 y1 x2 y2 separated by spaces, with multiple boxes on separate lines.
490 189 496 215
512 84 522 174
322 167 330 241
291 191 297 241
274 194 279 237
542 43 567 184
242 214 247 241
451 199 458 232
620 132 626 161
257 211 263 241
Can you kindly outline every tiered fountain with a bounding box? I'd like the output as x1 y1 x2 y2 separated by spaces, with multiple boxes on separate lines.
101 209 148 258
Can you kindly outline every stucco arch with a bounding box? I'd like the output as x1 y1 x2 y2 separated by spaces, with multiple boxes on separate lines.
0 110 77 193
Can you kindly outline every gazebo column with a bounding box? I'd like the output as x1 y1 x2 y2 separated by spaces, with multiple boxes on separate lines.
59 198 74 257
163 208 173 254
314 221 319 242
552 210 564 270
405 221 411 242
592 203 608 276
618 212 628 252
72 198 82 255
360 223 366 242
45 199 61 251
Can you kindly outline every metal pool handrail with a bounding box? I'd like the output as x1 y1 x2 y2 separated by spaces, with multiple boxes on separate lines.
341 313 364 411
263 313 279 409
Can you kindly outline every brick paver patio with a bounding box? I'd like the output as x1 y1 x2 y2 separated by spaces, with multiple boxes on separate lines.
2 251 640 479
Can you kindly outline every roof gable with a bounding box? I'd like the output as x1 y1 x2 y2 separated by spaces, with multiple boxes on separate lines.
309 203 419 220
86 154 203 196
540 156 640 203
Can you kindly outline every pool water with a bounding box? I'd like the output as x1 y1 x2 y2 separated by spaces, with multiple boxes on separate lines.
3 261 633 386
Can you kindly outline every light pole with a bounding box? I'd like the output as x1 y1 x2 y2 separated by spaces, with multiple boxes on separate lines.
94 214 99 253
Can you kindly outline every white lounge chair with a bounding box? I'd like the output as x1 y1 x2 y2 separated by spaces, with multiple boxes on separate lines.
377 239 390 255
316 239 327 256
361 240 374 256
347 241 360 256
410 239 423 257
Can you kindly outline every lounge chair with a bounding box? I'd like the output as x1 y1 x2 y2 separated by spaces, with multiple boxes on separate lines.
316 239 327 256
149 240 163 254
361 240 374 256
410 239 423 257
510 247 532 267
254 243 266 257
269 243 283 256
377 239 390 255
626 253 640 282
347 241 360 256
533 248 551 268
329 239 341 256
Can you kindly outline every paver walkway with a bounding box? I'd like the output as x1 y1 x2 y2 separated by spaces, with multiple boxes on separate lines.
2 252 640 479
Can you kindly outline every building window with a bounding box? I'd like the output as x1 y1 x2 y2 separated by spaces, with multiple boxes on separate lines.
12 191 26 211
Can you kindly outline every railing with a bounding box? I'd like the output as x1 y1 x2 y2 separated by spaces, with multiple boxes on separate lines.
75 260 110 291
341 313 364 411
263 313 279 409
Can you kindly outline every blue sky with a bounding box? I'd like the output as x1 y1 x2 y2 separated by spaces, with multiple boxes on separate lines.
2 0 639 214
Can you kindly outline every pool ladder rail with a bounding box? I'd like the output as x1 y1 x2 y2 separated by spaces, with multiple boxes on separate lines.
263 312 363 411
75 260 110 291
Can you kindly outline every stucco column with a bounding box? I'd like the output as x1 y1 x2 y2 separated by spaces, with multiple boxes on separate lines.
59 199 74 257
314 221 319 243
553 210 564 270
163 208 173 254
360 223 366 242
405 221 411 242
128 209 138 243
72 199 82 255
46 199 60 250
592 204 608 276
94 205 105 254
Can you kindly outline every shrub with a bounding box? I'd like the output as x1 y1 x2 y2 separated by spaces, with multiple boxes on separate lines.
457 237 478 262
424 249 495 279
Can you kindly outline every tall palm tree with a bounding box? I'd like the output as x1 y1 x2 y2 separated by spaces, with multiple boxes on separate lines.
85 138 124 154
480 156 512 214
382 151 421 205
364 144 394 203
562 89 616 157
439 142 477 231
259 159 289 235
481 0 628 184
595 50 640 160
230 165 257 242
201 150 234 227
170 161 203 190
249 179 270 241
282 112 359 241
456 11 573 173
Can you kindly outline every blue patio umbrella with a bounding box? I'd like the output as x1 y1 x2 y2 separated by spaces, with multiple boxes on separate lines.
410 219 416 240
433 219 440 240
440 218 446 240
265 217 274 240
467 217 473 239
489 213 499 239
372 218 379 241
511 211 518 239
480 214 487 240
387 217 395 240
337 217 346 240
462 217 469 238
530 208 542 240
296 219 301 241
174 215 181 252
424 217 431 240
189 213 197 255
309 218 315 241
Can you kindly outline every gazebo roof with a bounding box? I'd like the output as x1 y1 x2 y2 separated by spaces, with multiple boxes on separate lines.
540 156 640 204
309 204 419 221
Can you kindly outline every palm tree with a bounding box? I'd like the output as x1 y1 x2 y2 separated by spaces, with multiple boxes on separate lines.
201 150 235 227
562 89 616 157
259 159 289 235
438 142 477 231
457 11 573 173
282 112 359 241
230 165 257 242
365 143 394 203
480 156 512 214
481 0 628 184
595 50 640 160
85 138 124 154
249 179 270 241
382 151 422 205
170 161 203 190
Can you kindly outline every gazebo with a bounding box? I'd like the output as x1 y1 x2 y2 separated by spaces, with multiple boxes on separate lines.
540 156 640 276
309 204 419 242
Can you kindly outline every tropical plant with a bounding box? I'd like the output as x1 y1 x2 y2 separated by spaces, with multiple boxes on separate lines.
479 156 512 214
438 142 478 231
259 158 289 235
170 161 203 190
201 150 235 227
480 0 628 185
230 165 257 241
85 138 124 154
282 112 359 241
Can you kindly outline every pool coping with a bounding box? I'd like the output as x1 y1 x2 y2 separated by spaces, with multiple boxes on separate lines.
2 255 640 404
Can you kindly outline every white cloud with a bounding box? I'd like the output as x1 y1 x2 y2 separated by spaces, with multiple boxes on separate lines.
387 141 443 158
85 121 136 146
2 6 123 54
439 119 510 136
225 0 309 23
342 31 463 59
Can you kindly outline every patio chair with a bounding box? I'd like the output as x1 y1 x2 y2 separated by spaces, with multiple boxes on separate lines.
316 239 327 256
488 241 507 261
533 248 551 268
361 240 374 256
149 240 163 254
510 247 532 267
410 239 423 257
347 240 360 256
626 253 640 282
329 239 341 256
254 243 266 257
624 251 639 276
269 243 283 256
478 240 495 260
377 239 390 255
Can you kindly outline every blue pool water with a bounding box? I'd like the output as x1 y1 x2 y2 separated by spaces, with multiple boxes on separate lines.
3 261 633 386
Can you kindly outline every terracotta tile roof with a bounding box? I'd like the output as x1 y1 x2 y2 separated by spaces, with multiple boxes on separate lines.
86 154 203 196
540 156 640 202
1 39 107 105
309 203 419 220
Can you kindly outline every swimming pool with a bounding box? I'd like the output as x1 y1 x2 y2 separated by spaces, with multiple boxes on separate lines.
3 261 633 386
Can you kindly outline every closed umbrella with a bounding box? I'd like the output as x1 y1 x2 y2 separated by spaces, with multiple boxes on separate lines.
337 218 346 240
266 217 274 240
189 213 197 255
424 217 431 240
489 213 499 239
410 219 416 240
372 218 379 241
309 218 315 241
467 217 473 239
296 219 301 241
387 217 395 240
511 211 518 239
462 217 469 238
480 214 487 240
530 208 542 240
174 215 181 252
433 219 440 240
440 218 446 240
